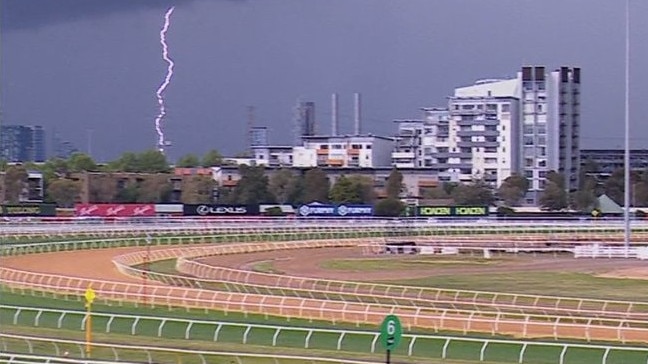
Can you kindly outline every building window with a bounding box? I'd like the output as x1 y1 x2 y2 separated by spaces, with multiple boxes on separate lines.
501 103 511 112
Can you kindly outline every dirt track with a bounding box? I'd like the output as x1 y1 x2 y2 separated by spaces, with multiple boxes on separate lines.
4 244 648 343
196 246 648 281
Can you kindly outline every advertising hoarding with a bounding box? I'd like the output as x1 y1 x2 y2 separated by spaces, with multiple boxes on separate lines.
74 204 156 217
416 205 489 217
182 204 259 216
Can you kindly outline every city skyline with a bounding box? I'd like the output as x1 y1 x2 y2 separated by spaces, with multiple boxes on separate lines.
2 1 648 162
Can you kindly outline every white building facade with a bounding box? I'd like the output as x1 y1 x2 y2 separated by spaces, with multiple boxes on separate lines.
391 65 581 204
296 135 395 168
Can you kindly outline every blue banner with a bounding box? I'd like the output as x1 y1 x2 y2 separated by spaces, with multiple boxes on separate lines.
297 204 373 217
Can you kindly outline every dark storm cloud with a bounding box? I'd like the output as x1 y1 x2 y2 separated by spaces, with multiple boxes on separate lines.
0 0 200 30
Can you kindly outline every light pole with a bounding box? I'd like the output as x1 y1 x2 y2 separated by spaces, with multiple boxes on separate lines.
623 0 631 250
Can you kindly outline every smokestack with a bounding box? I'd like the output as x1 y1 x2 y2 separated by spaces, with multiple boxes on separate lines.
331 93 339 136
353 92 361 135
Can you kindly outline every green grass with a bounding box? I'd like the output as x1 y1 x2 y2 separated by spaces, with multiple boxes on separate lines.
251 260 286 274
390 272 648 302
320 256 502 271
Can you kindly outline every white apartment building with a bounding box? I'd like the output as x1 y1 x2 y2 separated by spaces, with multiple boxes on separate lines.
449 79 520 186
391 65 581 204
392 108 451 169
251 146 294 167
295 135 394 168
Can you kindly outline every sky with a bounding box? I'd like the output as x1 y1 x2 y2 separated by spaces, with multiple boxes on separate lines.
1 0 647 163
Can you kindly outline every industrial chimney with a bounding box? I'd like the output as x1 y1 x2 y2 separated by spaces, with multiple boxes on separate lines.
331 93 339 136
353 92 361 135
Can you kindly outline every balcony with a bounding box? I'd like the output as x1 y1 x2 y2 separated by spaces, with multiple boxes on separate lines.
391 151 415 160
316 149 329 155
326 159 344 166
456 130 499 137
456 119 499 127
457 141 499 148
393 162 416 169
418 179 439 187
222 180 238 187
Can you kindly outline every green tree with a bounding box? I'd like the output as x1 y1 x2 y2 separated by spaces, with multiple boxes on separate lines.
268 168 299 204
138 150 169 173
176 154 200 168
422 184 451 200
42 158 70 180
374 198 405 217
3 165 28 203
386 168 403 199
182 175 215 204
451 180 494 206
105 152 139 172
202 149 223 167
227 165 273 204
329 176 360 204
582 157 600 175
302 168 329 203
47 179 80 207
347 175 376 203
497 174 529 207
633 170 648 206
570 171 599 211
68 152 97 172
105 150 169 173
539 171 568 211
603 168 640 205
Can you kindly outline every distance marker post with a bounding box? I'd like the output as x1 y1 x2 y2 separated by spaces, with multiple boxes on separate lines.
379 315 402 364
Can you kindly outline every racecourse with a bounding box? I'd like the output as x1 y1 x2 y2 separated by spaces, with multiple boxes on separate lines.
2 218 648 363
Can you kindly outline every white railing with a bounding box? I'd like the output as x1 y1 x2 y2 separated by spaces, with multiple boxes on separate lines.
574 245 648 259
0 333 378 364
112 240 648 321
4 266 648 343
3 328 648 364
2 218 648 238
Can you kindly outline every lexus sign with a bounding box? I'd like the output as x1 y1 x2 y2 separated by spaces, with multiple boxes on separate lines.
183 204 258 216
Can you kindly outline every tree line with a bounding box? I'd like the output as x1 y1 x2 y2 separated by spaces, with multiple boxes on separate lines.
0 151 640 213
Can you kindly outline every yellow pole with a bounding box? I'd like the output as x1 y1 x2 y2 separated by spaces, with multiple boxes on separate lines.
85 302 92 357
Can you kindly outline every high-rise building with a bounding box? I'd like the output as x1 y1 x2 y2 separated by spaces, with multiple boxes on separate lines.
0 125 46 162
391 65 581 205
32 125 46 162
519 66 580 203
294 101 316 144
249 126 269 147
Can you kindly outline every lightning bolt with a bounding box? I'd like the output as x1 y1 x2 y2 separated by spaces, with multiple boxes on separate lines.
154 6 175 153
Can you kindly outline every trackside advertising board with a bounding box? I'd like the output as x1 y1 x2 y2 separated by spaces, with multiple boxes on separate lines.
74 204 156 217
1 204 57 217
183 204 259 216
416 205 488 217
297 204 373 217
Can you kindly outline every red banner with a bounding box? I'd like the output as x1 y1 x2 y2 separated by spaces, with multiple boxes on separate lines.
74 204 155 217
